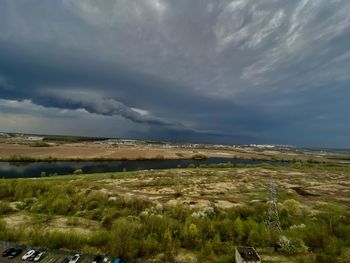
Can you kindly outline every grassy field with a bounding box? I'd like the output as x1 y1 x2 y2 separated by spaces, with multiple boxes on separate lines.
1 163 350 262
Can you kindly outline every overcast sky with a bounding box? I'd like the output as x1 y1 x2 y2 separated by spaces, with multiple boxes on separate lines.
0 0 350 147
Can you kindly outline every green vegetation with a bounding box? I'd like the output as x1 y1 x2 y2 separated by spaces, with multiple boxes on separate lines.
73 169 83 175
0 166 350 262
2 155 60 162
43 135 103 143
191 154 208 160
29 142 51 147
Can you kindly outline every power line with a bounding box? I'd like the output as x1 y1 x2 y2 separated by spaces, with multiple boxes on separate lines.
267 181 281 231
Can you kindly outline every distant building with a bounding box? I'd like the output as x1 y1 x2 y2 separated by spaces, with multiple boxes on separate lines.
25 136 44 141
235 247 261 263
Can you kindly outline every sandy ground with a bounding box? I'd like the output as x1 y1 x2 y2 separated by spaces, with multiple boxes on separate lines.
0 140 337 163
85 167 350 210
0 142 260 160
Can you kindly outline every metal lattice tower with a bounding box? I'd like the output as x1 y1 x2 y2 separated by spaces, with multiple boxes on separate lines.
267 181 281 231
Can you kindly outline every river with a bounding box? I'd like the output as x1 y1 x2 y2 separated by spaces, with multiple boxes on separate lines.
0 158 287 178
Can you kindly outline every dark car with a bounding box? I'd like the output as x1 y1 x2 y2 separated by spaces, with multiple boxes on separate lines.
27 251 40 261
2 248 16 257
8 248 23 259
61 258 70 263
92 255 103 263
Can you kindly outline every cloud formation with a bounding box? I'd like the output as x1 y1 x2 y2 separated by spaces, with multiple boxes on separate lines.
38 89 186 128
0 0 350 147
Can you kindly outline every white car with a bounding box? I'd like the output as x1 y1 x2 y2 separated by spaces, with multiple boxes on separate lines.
69 254 81 263
34 252 46 262
22 250 36 261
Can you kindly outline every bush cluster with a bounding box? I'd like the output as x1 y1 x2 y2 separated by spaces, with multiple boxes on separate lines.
0 178 350 262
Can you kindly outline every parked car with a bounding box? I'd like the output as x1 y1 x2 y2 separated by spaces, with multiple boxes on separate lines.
8 248 23 259
27 251 39 261
2 248 15 257
69 254 81 263
22 250 36 261
34 251 46 262
92 255 103 263
60 258 70 263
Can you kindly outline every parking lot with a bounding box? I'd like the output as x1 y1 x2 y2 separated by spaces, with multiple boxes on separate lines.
0 243 95 263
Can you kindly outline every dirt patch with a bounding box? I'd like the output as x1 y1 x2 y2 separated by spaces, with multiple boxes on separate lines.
47 217 99 235
215 200 238 209
88 167 350 208
291 187 319 197
3 214 30 228
2 213 100 235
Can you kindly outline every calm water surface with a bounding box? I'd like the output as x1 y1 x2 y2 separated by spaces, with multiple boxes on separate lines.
0 158 287 178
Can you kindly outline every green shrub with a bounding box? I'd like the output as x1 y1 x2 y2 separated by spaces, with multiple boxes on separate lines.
73 169 83 175
192 154 208 160
28 230 87 250
0 181 15 198
88 230 110 249
14 181 51 200
0 202 13 215
108 218 139 260
182 222 199 249
30 142 51 147
51 195 73 215
188 163 196 168
0 219 9 240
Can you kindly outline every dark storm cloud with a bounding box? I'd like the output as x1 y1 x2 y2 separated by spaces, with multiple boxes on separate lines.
37 90 186 128
0 0 350 147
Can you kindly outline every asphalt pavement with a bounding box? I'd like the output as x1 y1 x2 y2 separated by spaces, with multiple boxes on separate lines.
0 243 94 263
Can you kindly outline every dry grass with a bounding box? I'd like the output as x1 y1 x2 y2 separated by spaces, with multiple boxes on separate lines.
79 167 350 210
0 137 342 162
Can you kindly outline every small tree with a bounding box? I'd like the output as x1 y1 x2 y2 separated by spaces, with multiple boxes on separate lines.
283 199 302 217
279 235 308 254
163 228 178 260
108 218 139 260
233 217 244 243
183 223 199 249
197 241 215 262
73 169 83 175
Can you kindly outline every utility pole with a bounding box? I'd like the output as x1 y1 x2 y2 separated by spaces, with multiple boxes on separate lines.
267 181 281 231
